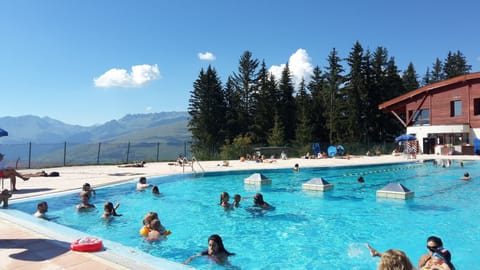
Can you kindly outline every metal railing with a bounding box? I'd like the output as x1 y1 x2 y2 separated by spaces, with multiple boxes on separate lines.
0 141 191 169
190 156 205 177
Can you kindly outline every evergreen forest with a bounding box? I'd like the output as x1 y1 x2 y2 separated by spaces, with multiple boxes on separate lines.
188 42 472 160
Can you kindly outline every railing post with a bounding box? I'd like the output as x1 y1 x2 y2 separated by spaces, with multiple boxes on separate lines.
63 141 67 166
28 142 32 169
97 143 101 165
126 142 131 163
184 141 187 159
156 142 160 162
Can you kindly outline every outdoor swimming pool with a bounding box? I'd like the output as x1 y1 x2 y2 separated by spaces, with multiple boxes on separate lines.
11 160 479 269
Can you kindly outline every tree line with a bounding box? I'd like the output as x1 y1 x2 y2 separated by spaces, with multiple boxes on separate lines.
188 41 472 160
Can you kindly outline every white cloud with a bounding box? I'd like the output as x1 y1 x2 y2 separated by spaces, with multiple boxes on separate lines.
146 106 152 112
94 64 160 88
198 52 216 61
268 49 314 88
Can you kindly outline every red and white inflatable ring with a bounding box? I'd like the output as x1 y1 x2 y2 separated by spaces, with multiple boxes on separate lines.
70 237 103 252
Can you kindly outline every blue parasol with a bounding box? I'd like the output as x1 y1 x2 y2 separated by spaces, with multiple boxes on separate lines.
395 134 416 142
0 128 7 137
327 145 337 157
312 143 321 156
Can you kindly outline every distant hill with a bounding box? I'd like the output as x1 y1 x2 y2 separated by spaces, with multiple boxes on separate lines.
0 112 191 144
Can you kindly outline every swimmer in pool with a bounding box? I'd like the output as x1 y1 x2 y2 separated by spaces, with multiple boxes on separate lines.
76 193 95 210
183 234 235 265
137 177 152 191
101 201 121 219
253 193 274 210
147 218 170 240
461 172 471 181
233 194 241 207
219 191 232 208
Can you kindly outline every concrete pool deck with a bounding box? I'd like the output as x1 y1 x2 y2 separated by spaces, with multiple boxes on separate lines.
1 154 478 269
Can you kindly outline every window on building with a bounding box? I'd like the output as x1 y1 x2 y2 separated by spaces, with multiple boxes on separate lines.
474 98 480 116
450 100 462 117
412 109 430 126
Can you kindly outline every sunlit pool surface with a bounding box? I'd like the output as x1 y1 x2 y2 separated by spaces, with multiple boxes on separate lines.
12 160 479 269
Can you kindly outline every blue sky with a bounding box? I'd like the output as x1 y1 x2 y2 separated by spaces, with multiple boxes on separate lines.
1 0 479 126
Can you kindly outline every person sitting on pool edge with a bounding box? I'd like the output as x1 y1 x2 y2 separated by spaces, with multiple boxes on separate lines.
0 153 30 191
183 234 235 265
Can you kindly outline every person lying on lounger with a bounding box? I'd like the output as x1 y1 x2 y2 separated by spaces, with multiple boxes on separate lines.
118 161 146 167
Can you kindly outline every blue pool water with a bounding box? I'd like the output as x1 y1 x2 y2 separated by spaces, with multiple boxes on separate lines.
11 160 479 269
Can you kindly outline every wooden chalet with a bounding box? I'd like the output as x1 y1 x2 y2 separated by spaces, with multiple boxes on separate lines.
379 72 480 155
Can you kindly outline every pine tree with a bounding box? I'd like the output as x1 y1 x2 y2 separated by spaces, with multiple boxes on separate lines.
422 67 431 86
430 58 444 83
277 64 297 144
344 41 367 142
231 51 259 136
223 76 241 143
294 79 313 146
251 61 275 145
267 112 285 146
308 66 327 143
381 58 406 141
443 50 472 79
367 47 389 143
402 62 420 91
188 66 226 159
324 48 345 144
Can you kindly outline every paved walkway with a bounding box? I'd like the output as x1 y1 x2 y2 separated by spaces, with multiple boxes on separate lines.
1 154 477 269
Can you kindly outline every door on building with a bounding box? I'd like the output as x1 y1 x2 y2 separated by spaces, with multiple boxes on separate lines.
423 137 435 154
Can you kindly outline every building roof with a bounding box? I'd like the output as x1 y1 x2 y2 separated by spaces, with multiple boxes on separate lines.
378 72 480 112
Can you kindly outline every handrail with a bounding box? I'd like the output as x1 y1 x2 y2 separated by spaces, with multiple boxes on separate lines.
191 156 205 177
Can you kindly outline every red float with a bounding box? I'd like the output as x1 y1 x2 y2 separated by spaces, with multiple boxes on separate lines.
70 237 103 252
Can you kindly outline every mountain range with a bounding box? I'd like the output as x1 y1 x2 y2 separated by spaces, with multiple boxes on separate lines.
0 112 191 144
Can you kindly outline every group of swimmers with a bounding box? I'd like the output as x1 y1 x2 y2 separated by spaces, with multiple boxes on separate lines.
218 191 274 211
367 236 455 270
184 192 275 265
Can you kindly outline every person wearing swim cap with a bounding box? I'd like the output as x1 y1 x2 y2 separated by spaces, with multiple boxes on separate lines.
423 248 455 270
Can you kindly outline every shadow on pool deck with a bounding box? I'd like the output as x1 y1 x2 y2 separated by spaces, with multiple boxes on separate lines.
1 239 69 261
11 188 53 195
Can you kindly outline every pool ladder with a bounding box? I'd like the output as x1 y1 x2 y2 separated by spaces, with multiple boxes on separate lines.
186 156 205 177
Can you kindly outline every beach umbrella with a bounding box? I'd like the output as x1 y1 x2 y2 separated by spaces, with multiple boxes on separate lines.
312 143 320 155
336 145 345 156
0 128 7 137
395 134 416 142
327 146 337 157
